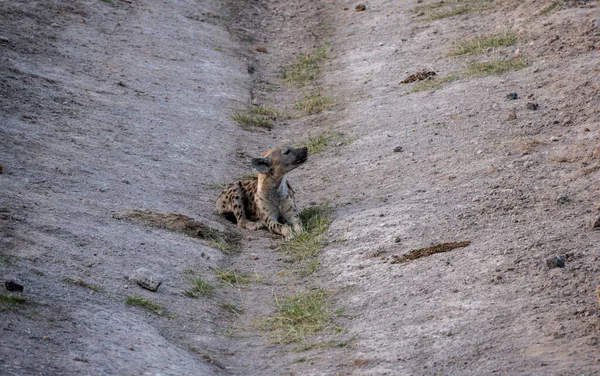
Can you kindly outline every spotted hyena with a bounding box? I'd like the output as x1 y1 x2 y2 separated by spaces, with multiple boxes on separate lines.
216 146 308 238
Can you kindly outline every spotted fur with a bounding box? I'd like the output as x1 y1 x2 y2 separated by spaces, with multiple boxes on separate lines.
216 146 308 238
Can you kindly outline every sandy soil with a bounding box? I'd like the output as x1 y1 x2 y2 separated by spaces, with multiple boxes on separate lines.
1 0 599 375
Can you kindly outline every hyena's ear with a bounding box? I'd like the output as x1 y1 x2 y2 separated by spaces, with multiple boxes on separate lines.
252 157 271 174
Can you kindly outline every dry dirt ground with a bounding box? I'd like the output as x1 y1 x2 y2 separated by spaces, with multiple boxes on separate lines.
1 0 600 375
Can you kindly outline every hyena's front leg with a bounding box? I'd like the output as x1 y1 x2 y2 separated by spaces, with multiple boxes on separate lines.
261 207 293 239
281 200 302 233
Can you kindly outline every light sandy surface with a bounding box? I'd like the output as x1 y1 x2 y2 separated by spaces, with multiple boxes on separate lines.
1 0 599 374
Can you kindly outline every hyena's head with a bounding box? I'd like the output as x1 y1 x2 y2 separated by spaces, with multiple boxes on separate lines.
252 146 308 178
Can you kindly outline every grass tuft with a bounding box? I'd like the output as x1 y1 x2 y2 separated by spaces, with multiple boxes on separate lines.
447 32 517 56
213 268 251 286
299 132 355 155
263 288 330 343
231 105 279 130
125 295 166 316
283 47 327 87
466 58 528 76
295 92 334 116
64 276 103 292
280 204 331 275
220 302 245 316
411 75 458 92
0 293 27 310
185 278 216 298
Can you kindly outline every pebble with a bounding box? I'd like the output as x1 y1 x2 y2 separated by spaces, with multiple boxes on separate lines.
355 4 366 11
526 102 539 110
596 286 600 308
506 92 518 100
0 36 10 44
546 254 565 269
128 268 163 292
393 146 403 153
549 136 560 142
249 253 259 260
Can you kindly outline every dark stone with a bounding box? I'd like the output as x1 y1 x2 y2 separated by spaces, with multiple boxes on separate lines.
5 280 24 292
526 102 539 110
506 92 518 100
393 146 403 153
355 4 366 11
546 254 565 269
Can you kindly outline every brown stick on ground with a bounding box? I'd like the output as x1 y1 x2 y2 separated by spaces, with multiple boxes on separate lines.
390 241 471 264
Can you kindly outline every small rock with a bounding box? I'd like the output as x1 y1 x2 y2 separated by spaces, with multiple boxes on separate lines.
0 36 10 44
117 81 127 87
506 92 518 100
550 136 560 142
596 286 600 309
592 146 600 159
394 236 401 243
50 23 60 28
255 45 267 53
128 268 163 292
121 178 131 184
249 253 259 260
526 102 539 111
247 65 255 74
5 280 24 292
355 4 366 11
546 254 565 269
393 146 403 153
0 164 3 174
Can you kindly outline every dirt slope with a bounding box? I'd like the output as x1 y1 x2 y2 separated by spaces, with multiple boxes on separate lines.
1 0 600 375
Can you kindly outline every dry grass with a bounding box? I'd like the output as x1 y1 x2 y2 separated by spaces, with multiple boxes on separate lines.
64 276 103 292
391 241 471 264
299 132 355 155
220 302 245 316
411 75 458 92
213 268 252 286
447 32 517 56
118 209 241 254
125 295 167 316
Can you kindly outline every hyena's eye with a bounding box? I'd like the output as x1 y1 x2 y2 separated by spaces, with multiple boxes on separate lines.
283 148 290 155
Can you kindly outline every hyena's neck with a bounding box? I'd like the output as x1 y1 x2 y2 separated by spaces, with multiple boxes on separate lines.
257 174 287 201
